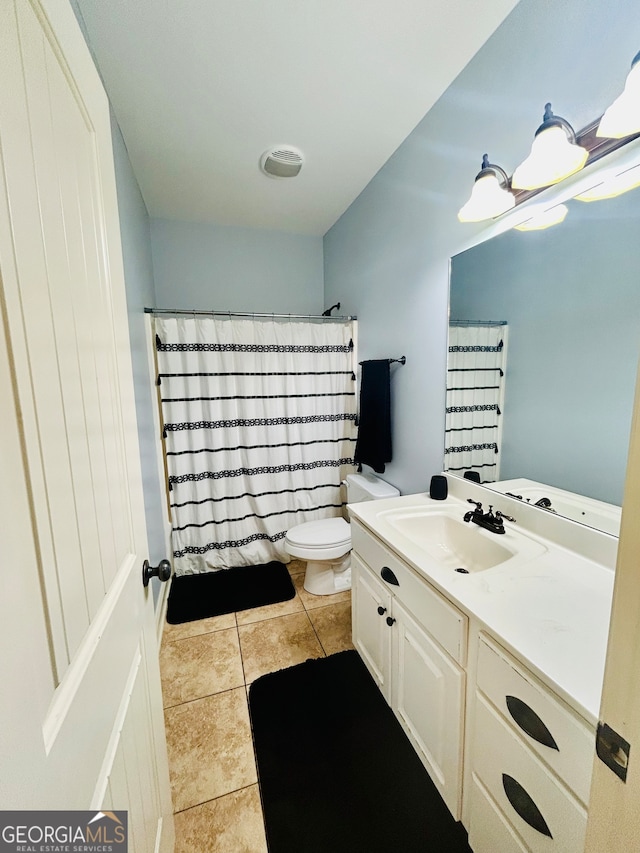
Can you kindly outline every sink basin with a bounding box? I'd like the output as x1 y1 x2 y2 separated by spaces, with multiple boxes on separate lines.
379 509 515 572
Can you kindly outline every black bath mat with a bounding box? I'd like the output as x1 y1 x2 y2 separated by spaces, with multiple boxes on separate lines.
249 650 471 853
166 561 295 624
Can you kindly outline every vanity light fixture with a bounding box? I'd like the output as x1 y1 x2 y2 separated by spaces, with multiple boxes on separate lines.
597 51 640 139
574 163 640 202
514 203 568 231
457 154 515 222
511 104 589 190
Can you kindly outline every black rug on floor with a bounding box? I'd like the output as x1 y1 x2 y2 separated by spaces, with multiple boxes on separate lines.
249 650 471 853
166 561 295 624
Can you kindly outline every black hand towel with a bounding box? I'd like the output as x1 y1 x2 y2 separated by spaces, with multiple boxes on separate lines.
354 359 392 474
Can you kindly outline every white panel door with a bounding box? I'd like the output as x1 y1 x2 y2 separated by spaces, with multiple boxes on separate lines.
0 1 174 850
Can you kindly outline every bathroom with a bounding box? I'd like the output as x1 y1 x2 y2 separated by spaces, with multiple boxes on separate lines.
2 0 640 848
83 0 640 844
114 0 640 838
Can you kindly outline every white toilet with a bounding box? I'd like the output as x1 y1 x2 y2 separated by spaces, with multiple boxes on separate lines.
284 473 399 595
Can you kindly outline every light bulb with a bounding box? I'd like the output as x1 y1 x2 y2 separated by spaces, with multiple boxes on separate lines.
512 127 588 190
458 172 515 222
597 58 640 139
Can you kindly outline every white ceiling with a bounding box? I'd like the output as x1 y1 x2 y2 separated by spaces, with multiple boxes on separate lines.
74 0 519 236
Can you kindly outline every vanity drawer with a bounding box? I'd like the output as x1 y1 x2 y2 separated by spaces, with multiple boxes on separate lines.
477 634 594 804
351 521 467 664
472 693 587 853
468 774 528 853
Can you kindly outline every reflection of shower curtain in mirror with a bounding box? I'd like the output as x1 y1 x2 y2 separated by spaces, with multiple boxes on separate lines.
444 323 507 483
155 316 357 574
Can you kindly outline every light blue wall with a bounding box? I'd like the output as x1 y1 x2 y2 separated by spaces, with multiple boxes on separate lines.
111 114 167 597
323 0 640 496
151 218 324 313
450 190 640 505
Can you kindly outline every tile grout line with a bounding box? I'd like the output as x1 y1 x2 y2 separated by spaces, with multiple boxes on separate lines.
303 606 329 657
237 604 264 833
162 617 238 645
162 679 247 711
162 624 236 649
236 615 248 687
171 782 262 816
297 571 353 656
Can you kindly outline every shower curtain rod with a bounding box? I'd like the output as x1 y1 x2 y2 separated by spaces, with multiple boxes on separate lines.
144 307 357 321
449 319 507 326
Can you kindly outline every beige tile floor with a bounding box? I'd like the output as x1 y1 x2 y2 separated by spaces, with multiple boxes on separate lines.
160 559 354 853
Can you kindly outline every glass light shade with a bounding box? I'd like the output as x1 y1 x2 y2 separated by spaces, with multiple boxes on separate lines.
512 126 588 190
514 203 568 232
574 164 640 202
457 172 515 222
597 61 640 139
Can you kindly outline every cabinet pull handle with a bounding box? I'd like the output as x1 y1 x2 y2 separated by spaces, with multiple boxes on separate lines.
377 606 387 616
386 616 396 627
380 566 399 586
506 696 559 751
502 773 553 838
502 774 553 838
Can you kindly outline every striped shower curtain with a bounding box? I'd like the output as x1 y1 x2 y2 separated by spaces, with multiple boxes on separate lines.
155 316 357 574
444 323 507 483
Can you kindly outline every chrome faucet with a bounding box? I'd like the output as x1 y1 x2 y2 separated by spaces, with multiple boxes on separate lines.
463 499 516 534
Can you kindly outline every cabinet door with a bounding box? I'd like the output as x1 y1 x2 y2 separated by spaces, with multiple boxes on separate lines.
352 554 393 702
391 600 465 820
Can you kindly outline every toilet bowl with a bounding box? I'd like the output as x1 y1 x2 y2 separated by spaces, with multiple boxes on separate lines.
284 473 400 595
285 517 352 595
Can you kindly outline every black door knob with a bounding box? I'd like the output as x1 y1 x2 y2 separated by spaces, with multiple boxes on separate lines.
386 616 396 627
142 558 172 587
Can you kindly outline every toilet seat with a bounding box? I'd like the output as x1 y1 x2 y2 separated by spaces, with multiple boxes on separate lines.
286 517 350 548
284 517 351 561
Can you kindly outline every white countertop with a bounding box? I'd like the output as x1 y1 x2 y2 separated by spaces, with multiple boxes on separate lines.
348 479 616 727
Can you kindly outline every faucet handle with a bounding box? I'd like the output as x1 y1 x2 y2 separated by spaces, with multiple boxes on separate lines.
467 499 483 510
495 510 516 523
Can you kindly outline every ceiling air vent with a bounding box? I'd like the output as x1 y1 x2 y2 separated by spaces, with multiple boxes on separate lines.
260 146 304 179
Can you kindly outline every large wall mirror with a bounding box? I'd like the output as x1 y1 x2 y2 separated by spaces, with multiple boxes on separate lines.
447 183 640 536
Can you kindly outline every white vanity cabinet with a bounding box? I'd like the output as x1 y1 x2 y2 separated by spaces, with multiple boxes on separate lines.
351 520 467 819
348 488 610 853
468 634 594 853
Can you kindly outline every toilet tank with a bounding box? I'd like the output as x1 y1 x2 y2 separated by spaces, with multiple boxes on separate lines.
346 472 399 503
